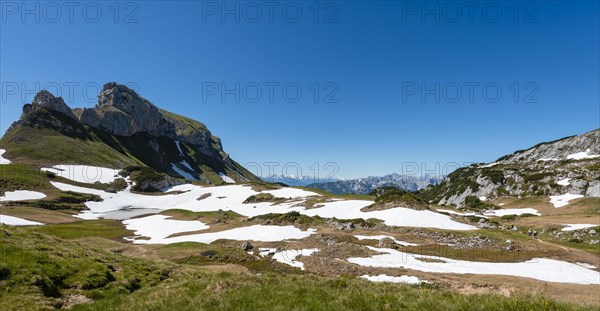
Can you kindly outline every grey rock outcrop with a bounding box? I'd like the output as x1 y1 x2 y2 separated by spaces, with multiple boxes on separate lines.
31 90 78 120
425 129 600 207
87 82 176 137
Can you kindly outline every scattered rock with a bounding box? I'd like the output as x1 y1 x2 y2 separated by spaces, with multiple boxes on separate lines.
241 241 253 251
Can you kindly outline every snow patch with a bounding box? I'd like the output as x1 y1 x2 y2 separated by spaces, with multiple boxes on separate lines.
171 163 197 180
41 165 119 184
0 149 11 164
354 235 418 246
264 188 319 199
0 215 42 226
566 150 600 160
123 215 209 242
557 178 571 186
483 208 540 217
220 173 235 184
479 162 498 168
348 246 600 285
478 196 487 201
561 224 597 232
549 193 584 208
175 141 185 155
361 274 424 285
0 190 47 202
125 220 316 244
271 248 319 270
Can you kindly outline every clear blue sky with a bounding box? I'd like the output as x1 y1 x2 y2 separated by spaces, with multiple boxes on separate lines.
1 1 598 179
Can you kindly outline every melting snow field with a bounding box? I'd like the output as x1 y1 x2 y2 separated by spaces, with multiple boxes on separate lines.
549 193 584 208
354 235 418 247
271 248 320 270
0 149 11 164
124 214 316 244
41 165 119 184
0 190 47 202
348 246 600 285
0 215 43 226
49 182 477 231
123 215 209 242
566 150 600 160
361 274 424 285
561 224 597 232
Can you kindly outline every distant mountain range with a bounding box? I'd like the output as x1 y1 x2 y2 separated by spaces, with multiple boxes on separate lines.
260 175 344 187
304 173 443 195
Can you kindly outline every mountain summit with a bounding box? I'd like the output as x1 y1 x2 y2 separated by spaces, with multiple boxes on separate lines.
1 82 257 185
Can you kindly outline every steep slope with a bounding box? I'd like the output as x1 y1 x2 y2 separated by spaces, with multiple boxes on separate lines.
0 83 258 185
422 129 600 207
307 173 441 195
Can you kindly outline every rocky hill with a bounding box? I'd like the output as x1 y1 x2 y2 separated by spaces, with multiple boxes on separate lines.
422 129 600 207
307 173 442 195
0 82 258 185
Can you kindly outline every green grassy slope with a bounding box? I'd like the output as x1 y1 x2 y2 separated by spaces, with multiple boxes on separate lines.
0 225 591 311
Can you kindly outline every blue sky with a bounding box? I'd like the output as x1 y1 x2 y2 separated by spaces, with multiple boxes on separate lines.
1 1 598 179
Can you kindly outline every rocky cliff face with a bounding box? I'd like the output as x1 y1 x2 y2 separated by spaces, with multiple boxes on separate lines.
422 129 600 207
2 82 257 184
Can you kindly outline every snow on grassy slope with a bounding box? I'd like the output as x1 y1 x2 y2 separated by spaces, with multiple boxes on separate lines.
50 182 477 230
0 149 11 164
0 190 47 202
561 224 597 232
125 221 316 244
264 187 320 198
271 248 319 270
354 235 418 246
549 193 584 208
361 274 424 285
41 165 119 184
302 200 477 230
123 215 209 242
348 246 600 285
0 215 42 226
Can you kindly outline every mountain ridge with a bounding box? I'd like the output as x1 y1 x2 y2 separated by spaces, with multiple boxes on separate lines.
421 128 600 207
306 173 442 195
0 82 258 185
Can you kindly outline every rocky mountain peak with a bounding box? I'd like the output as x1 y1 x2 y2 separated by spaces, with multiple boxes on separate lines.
80 82 176 137
27 90 77 120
